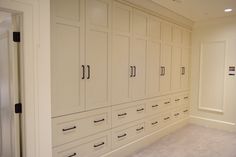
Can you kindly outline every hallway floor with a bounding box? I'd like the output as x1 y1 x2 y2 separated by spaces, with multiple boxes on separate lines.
129 124 236 157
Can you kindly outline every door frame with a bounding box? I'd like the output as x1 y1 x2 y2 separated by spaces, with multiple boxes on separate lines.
0 0 52 157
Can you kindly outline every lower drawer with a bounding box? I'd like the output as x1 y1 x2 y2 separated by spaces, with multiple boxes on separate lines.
146 114 162 134
172 109 182 122
161 112 172 127
53 131 111 157
112 120 146 149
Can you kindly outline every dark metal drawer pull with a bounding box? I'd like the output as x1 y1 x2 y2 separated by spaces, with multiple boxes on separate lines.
94 142 105 148
164 101 170 104
174 113 180 116
164 117 170 120
118 133 127 138
62 126 76 132
68 153 76 157
136 127 144 131
87 65 90 79
130 66 134 77
151 121 158 125
184 96 189 99
152 104 159 108
175 99 180 102
94 118 105 123
133 66 136 77
82 65 85 79
118 113 127 117
183 110 188 113
137 108 144 112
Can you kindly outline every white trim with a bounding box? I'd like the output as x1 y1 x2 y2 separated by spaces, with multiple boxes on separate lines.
0 0 52 157
189 115 236 132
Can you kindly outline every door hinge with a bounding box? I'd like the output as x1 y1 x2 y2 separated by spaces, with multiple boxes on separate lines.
13 32 21 42
15 103 22 113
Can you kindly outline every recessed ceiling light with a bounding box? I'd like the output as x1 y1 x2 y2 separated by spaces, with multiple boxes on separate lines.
224 8 233 12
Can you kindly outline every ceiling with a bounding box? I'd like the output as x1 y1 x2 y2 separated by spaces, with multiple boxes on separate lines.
151 0 236 21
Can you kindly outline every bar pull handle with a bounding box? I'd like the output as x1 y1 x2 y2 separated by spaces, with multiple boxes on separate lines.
94 142 105 148
164 117 170 120
130 66 133 77
174 113 180 116
136 127 144 131
164 101 170 104
118 113 127 117
184 96 189 99
136 108 144 112
183 109 189 113
87 65 90 79
175 99 180 102
152 104 159 108
82 65 85 79
67 153 77 157
181 67 185 75
133 66 136 77
118 133 127 138
160 66 165 76
151 121 158 125
62 126 76 132
94 118 105 123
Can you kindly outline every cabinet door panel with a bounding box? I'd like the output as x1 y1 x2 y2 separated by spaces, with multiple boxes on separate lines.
161 22 172 43
112 35 131 104
149 17 161 42
173 27 182 44
171 47 181 91
86 0 110 110
86 30 109 109
133 10 148 37
147 42 161 97
132 38 147 100
181 48 190 90
52 24 84 117
160 45 172 93
183 30 191 46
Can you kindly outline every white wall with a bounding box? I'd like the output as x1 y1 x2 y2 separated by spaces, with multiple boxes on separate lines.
190 15 236 131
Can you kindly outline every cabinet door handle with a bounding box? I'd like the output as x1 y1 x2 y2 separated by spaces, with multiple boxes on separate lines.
118 113 127 117
136 127 144 131
94 142 105 148
130 66 133 77
164 117 170 120
67 153 77 157
133 66 136 77
183 109 188 113
152 104 159 108
82 65 85 79
181 67 185 75
184 96 189 99
151 121 158 125
94 118 105 123
87 65 90 79
118 133 127 138
62 126 76 132
136 108 144 112
164 101 170 104
160 66 164 76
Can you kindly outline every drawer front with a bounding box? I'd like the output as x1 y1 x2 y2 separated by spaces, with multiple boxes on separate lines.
161 112 172 127
172 109 182 122
182 107 189 117
172 95 182 108
146 114 162 134
183 94 189 108
147 99 162 116
112 121 146 149
52 107 111 146
160 98 172 111
53 131 111 157
112 103 146 127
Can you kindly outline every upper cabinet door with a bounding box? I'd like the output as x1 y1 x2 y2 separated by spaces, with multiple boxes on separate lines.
147 16 161 97
85 0 111 110
112 2 132 105
181 48 190 90
171 47 182 91
183 30 191 47
173 26 182 45
161 22 172 43
51 0 85 117
160 44 172 93
132 9 148 100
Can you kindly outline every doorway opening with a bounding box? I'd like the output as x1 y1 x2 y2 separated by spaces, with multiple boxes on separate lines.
0 10 23 157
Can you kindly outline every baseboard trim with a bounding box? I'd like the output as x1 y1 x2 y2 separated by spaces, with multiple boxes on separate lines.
189 115 236 132
101 118 189 157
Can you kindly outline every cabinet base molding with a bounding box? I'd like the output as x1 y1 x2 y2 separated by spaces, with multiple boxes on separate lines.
189 116 236 132
101 118 189 157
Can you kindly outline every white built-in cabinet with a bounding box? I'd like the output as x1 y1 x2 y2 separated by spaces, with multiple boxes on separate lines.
51 0 191 156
